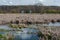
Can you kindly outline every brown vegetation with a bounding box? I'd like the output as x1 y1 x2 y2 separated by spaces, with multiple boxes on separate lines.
0 14 60 24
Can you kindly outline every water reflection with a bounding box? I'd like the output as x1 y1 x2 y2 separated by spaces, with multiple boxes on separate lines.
48 22 60 26
0 22 60 40
0 25 13 30
0 25 39 40
14 28 39 40
42 22 60 26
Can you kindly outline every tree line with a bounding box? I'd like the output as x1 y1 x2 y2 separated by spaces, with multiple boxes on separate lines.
0 6 60 13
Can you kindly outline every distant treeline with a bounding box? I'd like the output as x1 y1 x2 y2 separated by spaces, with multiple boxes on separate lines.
0 5 60 13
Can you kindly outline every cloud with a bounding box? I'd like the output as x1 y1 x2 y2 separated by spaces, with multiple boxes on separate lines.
0 0 60 6
39 0 44 2
40 0 60 6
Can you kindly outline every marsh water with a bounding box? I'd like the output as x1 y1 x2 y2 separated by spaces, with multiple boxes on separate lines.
43 22 60 26
0 25 39 40
0 22 60 40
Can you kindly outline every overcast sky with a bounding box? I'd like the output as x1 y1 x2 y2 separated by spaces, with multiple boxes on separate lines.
0 0 60 6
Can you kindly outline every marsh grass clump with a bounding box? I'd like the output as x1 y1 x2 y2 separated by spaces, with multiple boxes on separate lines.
9 23 26 29
15 20 19 24
0 34 7 40
51 20 55 23
46 34 52 40
57 19 60 22
10 21 13 24
7 37 14 40
37 31 44 37
0 34 4 38
9 23 13 27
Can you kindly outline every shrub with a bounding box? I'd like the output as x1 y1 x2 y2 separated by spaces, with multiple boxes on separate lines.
15 20 19 24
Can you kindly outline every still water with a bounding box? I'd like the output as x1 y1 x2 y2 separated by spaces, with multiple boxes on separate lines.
14 28 39 40
0 22 60 40
0 25 39 40
48 22 60 26
42 22 60 26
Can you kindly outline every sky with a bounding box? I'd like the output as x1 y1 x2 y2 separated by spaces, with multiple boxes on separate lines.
0 0 60 6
